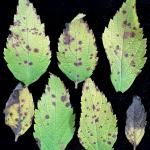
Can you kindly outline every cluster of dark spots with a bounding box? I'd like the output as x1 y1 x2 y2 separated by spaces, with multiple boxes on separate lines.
45 114 49 119
34 48 39 53
130 60 136 67
74 60 82 67
63 28 74 45
14 20 21 26
23 60 33 66
90 53 94 59
123 31 136 39
61 95 67 102
31 28 39 35
26 45 31 51
75 47 82 52
122 10 127 14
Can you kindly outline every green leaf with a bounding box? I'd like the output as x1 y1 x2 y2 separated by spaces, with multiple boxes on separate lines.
4 0 51 86
33 74 75 150
78 78 118 150
125 96 147 150
57 13 98 89
102 0 147 92
4 83 34 141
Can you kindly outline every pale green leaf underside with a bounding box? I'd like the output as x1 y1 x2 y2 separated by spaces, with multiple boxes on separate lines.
4 0 51 86
57 13 98 88
78 78 118 150
102 0 147 92
34 74 75 150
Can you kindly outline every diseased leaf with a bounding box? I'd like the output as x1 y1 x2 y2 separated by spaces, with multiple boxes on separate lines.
4 83 34 141
125 95 147 150
102 0 147 92
34 74 75 150
57 13 98 88
4 0 51 86
78 78 118 150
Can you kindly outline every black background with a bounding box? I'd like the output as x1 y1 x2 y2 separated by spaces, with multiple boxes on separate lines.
0 0 150 149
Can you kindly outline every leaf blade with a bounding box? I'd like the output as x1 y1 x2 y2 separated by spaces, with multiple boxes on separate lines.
4 0 51 86
125 95 147 150
33 74 75 150
78 78 118 150
4 83 34 141
57 13 98 88
102 0 147 92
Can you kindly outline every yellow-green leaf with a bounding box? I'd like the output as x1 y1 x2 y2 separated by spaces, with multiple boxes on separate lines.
125 95 147 150
34 74 75 150
4 0 51 86
4 83 34 141
102 0 147 92
78 78 118 150
57 13 98 88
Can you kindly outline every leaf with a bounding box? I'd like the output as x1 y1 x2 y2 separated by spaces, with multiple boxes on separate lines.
33 74 75 150
78 78 118 150
4 0 51 86
102 0 147 92
4 83 34 141
125 95 147 150
57 13 98 89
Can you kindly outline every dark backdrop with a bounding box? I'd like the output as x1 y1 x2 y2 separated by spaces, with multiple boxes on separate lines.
0 0 150 149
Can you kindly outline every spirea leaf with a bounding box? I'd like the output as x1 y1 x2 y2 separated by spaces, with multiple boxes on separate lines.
33 74 75 150
4 0 51 86
4 83 34 141
78 78 118 150
57 13 98 88
125 95 147 150
102 0 147 92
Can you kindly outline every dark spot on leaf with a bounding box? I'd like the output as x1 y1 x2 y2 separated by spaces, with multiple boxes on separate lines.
78 40 82 45
95 118 99 122
108 133 111 136
45 115 49 119
85 86 89 90
74 61 82 67
107 141 112 145
130 32 135 38
24 60 28 64
124 53 128 57
117 71 120 75
133 27 137 30
61 95 67 102
52 101 56 106
92 105 95 110
130 60 136 67
123 20 127 26
51 94 56 98
47 86 50 92
28 62 33 66
65 102 71 107
123 32 130 39
26 45 31 51
122 10 127 14
34 48 39 53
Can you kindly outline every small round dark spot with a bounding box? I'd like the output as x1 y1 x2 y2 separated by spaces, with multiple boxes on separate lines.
122 10 127 14
51 94 56 98
34 48 39 53
45 115 49 119
78 40 82 45
61 95 67 102
29 62 33 65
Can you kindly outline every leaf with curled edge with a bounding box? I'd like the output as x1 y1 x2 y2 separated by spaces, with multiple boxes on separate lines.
57 13 98 89
4 0 51 86
102 0 147 92
4 83 34 141
78 78 118 150
33 74 75 150
125 95 147 150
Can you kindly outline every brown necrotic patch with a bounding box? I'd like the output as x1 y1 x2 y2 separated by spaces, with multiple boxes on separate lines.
63 28 74 45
